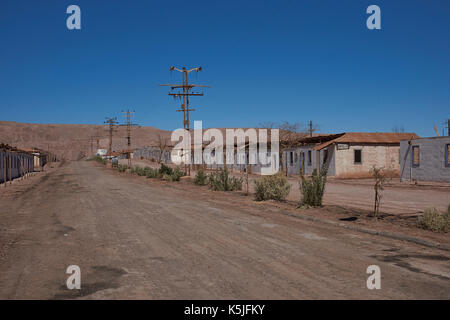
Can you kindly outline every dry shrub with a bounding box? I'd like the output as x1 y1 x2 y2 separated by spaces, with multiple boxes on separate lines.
254 173 291 201
418 208 450 232
299 167 328 207
194 168 208 186
209 167 243 191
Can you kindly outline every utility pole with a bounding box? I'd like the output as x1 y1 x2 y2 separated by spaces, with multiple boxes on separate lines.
89 137 94 156
309 120 313 137
104 117 119 157
160 66 209 175
121 110 137 167
91 127 103 155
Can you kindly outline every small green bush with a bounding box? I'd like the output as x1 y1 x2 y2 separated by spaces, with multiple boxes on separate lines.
145 167 161 179
90 155 107 165
208 167 243 191
159 163 173 176
299 166 328 207
165 166 185 182
133 166 147 176
194 168 208 186
254 173 291 201
118 164 128 172
418 208 450 232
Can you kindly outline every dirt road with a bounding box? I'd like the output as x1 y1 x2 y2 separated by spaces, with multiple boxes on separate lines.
121 159 450 215
0 161 449 299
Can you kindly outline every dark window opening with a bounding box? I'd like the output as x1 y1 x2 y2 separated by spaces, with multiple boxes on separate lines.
354 149 362 164
308 150 312 166
445 144 450 167
323 149 328 165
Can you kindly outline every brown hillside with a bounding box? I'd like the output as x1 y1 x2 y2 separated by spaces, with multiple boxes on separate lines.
0 121 171 160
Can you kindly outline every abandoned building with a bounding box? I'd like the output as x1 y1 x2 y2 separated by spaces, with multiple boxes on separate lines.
400 136 450 182
19 147 52 171
133 146 172 163
282 132 419 177
0 144 35 184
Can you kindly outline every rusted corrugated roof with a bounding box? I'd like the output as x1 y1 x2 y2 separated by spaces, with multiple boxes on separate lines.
313 132 419 150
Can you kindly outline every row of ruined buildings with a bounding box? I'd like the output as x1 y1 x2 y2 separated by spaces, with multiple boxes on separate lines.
0 144 55 185
132 131 450 182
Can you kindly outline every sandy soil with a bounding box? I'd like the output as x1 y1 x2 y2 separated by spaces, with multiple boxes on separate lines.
0 161 449 299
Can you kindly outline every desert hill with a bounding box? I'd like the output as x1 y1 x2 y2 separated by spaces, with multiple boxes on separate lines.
0 121 171 160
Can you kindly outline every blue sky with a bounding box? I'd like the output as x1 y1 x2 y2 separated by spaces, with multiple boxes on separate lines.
0 0 449 137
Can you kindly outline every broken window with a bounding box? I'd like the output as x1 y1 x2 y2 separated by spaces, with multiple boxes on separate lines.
289 152 293 165
308 150 312 166
412 146 420 167
354 149 362 164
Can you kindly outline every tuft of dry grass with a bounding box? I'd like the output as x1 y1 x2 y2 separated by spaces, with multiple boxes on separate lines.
417 207 450 232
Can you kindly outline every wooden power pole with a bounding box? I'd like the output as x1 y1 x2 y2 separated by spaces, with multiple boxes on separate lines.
160 66 209 175
104 117 119 157
120 110 137 167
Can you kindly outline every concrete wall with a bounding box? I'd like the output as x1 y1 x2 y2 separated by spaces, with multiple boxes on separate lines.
283 145 335 176
334 144 400 177
133 147 172 164
282 144 400 177
400 137 450 182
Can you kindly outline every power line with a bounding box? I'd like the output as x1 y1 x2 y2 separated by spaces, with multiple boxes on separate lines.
160 66 209 175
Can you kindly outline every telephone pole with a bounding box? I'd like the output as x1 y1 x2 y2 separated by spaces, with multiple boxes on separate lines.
104 117 119 157
160 66 209 175
92 127 102 153
89 129 103 158
121 110 137 167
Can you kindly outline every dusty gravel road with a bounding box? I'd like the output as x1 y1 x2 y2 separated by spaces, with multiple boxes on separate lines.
0 161 449 299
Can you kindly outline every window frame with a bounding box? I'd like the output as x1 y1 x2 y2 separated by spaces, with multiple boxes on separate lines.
354 149 362 164
445 144 450 168
307 150 312 166
412 145 420 168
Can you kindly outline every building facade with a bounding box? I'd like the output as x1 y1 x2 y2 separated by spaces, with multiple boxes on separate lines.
0 144 35 184
400 136 450 182
283 132 419 178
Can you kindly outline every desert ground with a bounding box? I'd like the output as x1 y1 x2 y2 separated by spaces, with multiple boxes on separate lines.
0 160 449 299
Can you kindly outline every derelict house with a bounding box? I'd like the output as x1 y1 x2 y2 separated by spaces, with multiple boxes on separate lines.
133 146 172 163
282 132 419 177
400 136 450 182
0 144 35 184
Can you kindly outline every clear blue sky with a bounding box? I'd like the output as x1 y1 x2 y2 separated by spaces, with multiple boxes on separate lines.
1 0 449 137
